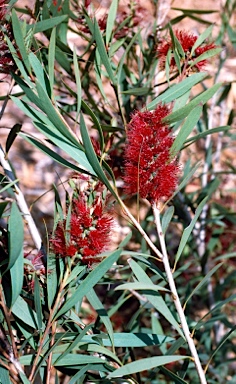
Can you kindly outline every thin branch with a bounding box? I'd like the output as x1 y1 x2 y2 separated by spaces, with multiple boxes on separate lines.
0 79 15 121
118 198 163 260
152 202 207 384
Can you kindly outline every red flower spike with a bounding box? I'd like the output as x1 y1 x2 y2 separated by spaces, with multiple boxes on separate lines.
51 187 114 266
157 30 216 72
123 105 179 204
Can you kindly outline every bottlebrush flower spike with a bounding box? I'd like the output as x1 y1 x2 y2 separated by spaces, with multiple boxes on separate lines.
51 183 114 266
123 105 179 204
157 30 216 72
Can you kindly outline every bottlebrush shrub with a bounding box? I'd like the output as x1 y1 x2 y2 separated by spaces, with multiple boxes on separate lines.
123 104 179 203
51 178 114 266
157 29 216 73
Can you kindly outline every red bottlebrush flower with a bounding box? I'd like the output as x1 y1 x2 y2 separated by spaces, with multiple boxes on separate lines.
123 105 179 204
157 30 216 72
84 0 91 8
0 0 8 21
51 185 114 266
24 250 46 292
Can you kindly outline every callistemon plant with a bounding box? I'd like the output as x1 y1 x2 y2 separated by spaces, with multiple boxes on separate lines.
157 29 216 73
123 104 179 204
51 179 114 266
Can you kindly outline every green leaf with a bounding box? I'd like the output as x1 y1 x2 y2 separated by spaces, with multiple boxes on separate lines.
47 252 59 309
54 249 122 320
68 365 92 384
11 75 82 149
20 134 92 175
163 83 222 124
11 9 31 73
18 372 31 384
27 15 68 34
86 289 114 348
190 25 213 55
175 197 208 265
171 105 202 156
115 282 169 292
160 366 188 384
54 325 92 365
20 353 104 366
73 47 82 118
7 202 24 271
184 263 223 308
81 100 104 151
29 52 51 97
122 87 150 96
80 113 117 198
108 355 188 378
6 36 30 82
116 31 141 81
0 366 11 383
5 124 22 155
11 96 95 175
129 259 184 338
34 121 95 175
106 0 118 46
93 19 116 84
190 48 222 68
48 27 56 96
183 125 231 147
146 72 207 110
12 296 40 330
172 7 218 14
34 275 43 333
162 206 175 235
205 325 236 372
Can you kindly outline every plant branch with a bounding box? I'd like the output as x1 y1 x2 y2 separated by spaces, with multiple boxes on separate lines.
28 265 71 382
0 285 24 375
152 202 207 384
118 198 163 260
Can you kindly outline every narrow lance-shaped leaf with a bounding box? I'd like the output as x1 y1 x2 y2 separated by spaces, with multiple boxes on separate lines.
54 249 122 320
106 0 118 46
146 72 207 111
190 24 213 55
184 263 223 308
86 289 114 349
11 9 31 73
108 355 189 378
80 113 118 198
175 196 208 265
129 259 185 338
73 47 82 118
163 83 222 124
171 105 202 156
162 206 175 235
5 124 22 155
93 19 116 84
190 48 222 68
48 27 56 97
7 202 24 271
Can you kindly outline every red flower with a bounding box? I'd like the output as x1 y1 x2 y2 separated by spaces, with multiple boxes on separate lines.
157 30 216 72
123 105 179 203
51 185 114 266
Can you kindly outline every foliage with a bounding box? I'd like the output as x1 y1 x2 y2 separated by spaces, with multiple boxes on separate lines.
0 0 235 383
